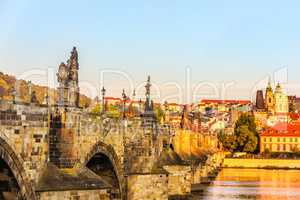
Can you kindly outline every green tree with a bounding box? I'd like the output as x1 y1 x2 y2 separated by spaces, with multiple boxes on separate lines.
107 104 121 119
234 113 259 153
235 125 258 153
222 135 237 152
91 104 102 114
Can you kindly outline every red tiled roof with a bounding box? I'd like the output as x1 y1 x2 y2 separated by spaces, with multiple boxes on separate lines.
104 97 121 101
261 122 300 137
290 113 300 120
200 99 251 105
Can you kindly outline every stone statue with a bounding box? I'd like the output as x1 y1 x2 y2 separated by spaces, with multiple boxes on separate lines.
31 91 38 104
57 62 68 84
56 47 80 107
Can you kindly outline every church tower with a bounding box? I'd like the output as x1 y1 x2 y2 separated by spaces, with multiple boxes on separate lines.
265 80 274 114
274 83 288 114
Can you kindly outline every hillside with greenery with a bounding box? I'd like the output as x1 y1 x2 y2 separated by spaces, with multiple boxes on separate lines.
0 71 91 107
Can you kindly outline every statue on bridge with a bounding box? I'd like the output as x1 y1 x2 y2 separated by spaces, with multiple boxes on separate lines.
57 47 80 107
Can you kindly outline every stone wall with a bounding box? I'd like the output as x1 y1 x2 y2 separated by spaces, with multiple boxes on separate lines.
38 189 110 200
127 174 168 200
191 151 224 184
0 104 49 184
163 165 191 196
223 158 300 169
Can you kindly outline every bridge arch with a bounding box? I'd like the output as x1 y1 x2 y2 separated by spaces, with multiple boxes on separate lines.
83 141 125 200
0 137 36 200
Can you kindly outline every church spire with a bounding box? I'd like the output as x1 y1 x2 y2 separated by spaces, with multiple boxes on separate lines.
266 77 273 92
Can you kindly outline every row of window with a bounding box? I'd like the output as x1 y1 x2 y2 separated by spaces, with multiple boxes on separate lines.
264 144 299 152
263 137 299 143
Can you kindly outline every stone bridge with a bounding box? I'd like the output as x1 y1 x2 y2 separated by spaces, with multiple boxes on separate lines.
0 47 221 200
0 100 175 200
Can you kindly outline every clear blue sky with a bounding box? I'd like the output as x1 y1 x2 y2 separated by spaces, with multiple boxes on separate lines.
1 0 300 103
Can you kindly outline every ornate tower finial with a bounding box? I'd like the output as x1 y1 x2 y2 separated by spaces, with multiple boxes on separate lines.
145 75 151 97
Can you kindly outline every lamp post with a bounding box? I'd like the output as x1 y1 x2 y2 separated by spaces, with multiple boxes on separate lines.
101 86 106 114
12 88 17 104
122 89 127 119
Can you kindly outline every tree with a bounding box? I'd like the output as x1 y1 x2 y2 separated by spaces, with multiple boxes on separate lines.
155 106 165 123
235 125 258 153
234 113 259 153
218 113 259 153
91 104 102 115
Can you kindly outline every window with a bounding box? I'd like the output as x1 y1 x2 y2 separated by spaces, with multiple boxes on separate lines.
277 144 280 151
290 138 293 142
283 138 286 142
270 138 272 142
296 138 298 143
277 138 280 142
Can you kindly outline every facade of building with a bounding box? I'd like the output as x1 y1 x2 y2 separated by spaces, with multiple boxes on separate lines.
199 99 251 113
254 82 289 129
260 122 300 153
274 83 289 115
265 81 275 114
256 90 265 110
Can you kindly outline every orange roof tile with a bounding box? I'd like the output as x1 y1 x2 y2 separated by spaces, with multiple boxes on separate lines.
200 99 251 105
261 122 300 137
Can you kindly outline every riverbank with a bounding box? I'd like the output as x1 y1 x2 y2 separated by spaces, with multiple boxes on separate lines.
223 158 300 169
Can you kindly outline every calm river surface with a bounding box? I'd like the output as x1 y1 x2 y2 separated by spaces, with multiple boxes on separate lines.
192 168 300 200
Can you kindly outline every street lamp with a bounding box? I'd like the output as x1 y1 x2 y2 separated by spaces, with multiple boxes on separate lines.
101 86 106 114
122 89 127 119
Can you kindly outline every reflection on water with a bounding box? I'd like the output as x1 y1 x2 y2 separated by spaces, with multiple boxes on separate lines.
193 168 300 200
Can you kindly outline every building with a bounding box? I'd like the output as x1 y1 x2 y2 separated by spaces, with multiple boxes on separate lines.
167 103 182 112
104 97 122 105
199 99 251 113
255 90 265 110
254 82 289 128
265 81 275 114
274 83 289 115
260 122 300 153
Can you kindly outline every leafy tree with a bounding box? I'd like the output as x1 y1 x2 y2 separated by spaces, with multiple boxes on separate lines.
107 104 121 119
91 104 102 114
234 113 259 153
235 125 258 152
218 113 259 153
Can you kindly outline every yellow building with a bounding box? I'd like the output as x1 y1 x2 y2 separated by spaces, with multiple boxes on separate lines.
260 122 300 153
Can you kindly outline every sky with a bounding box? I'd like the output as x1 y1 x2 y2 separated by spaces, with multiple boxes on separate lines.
1 0 300 103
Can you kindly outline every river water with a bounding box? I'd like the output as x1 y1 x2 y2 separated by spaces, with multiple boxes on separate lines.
192 168 300 200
